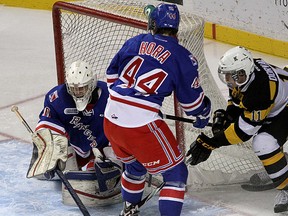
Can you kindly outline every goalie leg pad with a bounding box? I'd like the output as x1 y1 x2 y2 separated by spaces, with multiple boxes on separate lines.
62 170 122 207
64 146 79 171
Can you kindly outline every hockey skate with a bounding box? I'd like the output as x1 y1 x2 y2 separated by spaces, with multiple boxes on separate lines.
119 201 140 216
274 190 288 213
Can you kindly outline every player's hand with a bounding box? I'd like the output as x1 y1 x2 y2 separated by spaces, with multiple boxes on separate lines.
212 109 227 135
186 133 217 165
193 96 211 128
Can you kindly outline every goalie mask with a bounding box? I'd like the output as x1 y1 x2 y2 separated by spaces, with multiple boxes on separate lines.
65 60 96 111
218 46 254 89
147 3 180 34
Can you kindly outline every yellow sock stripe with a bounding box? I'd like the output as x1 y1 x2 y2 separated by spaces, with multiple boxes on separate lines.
277 177 288 190
262 152 284 166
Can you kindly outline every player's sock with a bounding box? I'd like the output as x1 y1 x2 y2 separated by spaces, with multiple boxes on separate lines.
158 184 185 216
121 171 145 204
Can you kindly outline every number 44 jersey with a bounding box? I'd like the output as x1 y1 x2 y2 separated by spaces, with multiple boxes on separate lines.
105 33 208 127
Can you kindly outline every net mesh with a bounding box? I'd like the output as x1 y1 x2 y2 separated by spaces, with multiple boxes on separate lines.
53 0 263 188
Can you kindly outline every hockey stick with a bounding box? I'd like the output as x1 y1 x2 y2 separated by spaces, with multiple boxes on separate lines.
241 182 276 191
124 181 165 215
147 174 153 187
11 105 91 216
145 174 163 188
138 181 165 207
241 172 288 192
162 113 212 127
54 168 91 216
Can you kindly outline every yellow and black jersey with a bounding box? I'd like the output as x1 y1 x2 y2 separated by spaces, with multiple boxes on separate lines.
212 58 288 146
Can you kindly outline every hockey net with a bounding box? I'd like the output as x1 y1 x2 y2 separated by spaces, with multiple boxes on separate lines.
52 0 263 189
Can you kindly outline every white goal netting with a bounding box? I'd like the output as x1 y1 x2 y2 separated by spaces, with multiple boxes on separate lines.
52 0 263 189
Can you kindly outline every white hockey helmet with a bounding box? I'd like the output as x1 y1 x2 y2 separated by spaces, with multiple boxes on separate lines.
65 61 96 111
218 46 254 88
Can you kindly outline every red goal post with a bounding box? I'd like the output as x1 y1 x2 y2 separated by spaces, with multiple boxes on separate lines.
52 0 263 189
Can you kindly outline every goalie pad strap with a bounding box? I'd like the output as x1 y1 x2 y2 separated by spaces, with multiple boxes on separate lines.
65 171 97 180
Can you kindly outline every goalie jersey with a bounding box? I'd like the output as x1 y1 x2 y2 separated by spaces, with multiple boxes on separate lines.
218 59 288 145
105 33 207 127
35 81 109 158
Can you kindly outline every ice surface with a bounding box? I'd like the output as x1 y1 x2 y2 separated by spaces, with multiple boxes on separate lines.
0 140 241 215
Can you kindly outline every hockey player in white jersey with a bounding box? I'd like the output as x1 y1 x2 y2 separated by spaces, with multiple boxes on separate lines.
186 46 288 213
27 60 122 206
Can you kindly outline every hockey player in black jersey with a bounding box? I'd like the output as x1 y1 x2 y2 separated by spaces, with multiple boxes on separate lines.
186 46 288 213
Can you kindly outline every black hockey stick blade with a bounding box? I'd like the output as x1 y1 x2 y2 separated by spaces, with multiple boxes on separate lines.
241 182 276 191
241 172 288 192
55 168 91 216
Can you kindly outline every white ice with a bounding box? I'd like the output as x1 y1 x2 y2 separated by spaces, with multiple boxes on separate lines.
0 5 287 216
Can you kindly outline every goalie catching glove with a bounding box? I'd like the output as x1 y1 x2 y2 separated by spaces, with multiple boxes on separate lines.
27 128 68 179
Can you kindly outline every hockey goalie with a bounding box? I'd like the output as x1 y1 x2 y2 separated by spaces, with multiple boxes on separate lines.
27 60 122 207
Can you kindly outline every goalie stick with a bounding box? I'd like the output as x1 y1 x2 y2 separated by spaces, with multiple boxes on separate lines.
11 105 91 216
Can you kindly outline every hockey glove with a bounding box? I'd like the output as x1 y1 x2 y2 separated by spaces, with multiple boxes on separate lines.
186 133 218 165
27 129 68 179
212 109 227 136
193 96 211 129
